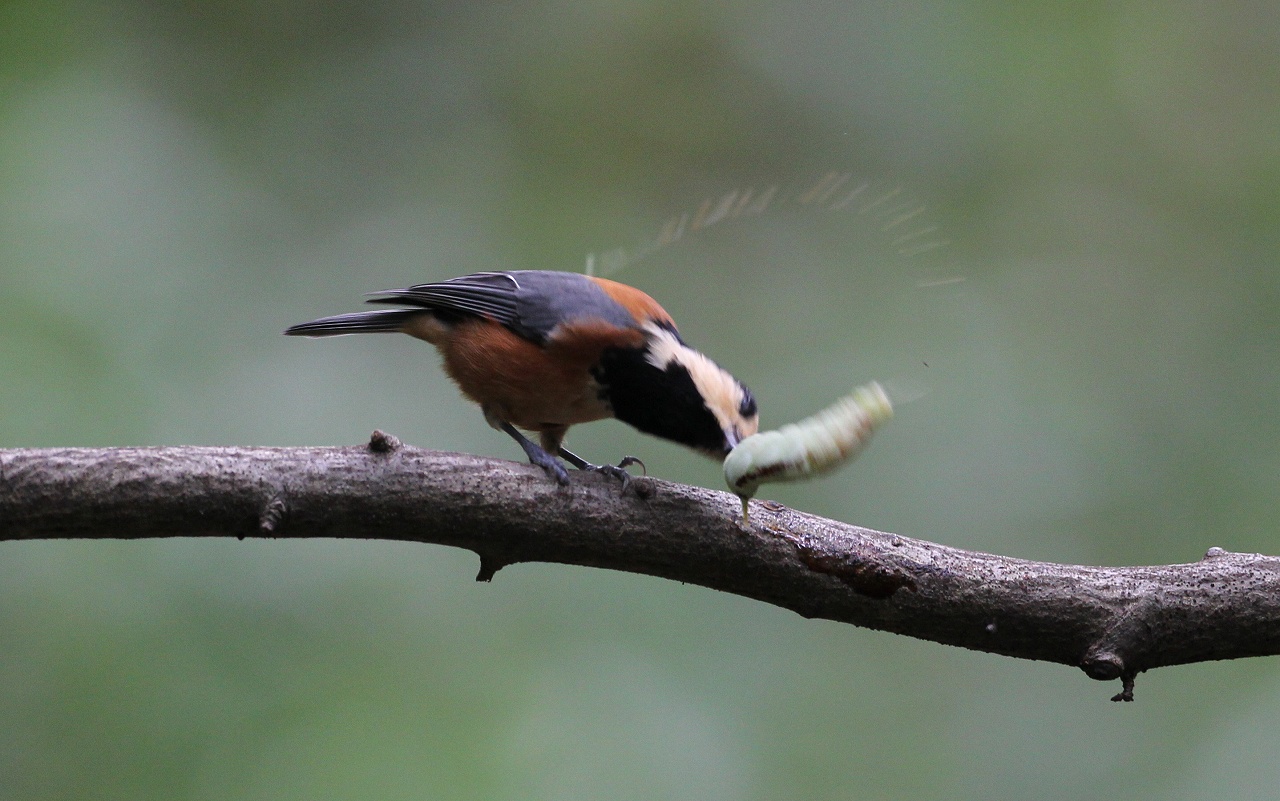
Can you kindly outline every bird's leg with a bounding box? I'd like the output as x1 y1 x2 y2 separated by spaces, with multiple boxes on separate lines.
557 446 646 489
498 422 570 485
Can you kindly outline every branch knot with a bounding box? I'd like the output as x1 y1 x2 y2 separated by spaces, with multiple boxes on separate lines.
258 491 289 536
368 430 403 453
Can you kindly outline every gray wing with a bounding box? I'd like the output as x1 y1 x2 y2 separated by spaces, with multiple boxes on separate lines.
365 271 521 322
366 270 636 342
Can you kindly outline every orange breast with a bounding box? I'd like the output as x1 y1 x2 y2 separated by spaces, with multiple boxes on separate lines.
440 318 643 431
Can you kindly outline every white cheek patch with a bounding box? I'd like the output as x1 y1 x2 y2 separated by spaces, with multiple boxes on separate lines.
642 325 685 372
642 324 748 437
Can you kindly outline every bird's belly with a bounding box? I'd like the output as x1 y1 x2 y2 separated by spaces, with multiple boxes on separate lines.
461 370 611 431
440 320 612 431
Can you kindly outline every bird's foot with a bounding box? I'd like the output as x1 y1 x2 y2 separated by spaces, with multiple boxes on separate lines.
588 456 646 490
501 422 571 485
532 453 571 485
559 449 646 490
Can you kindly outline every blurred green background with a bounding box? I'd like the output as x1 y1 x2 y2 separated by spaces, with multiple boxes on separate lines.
3 0 1279 798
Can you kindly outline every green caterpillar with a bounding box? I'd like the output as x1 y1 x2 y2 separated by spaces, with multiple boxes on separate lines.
724 381 893 524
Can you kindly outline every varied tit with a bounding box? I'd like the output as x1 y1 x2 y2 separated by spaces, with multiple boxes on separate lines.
285 270 759 484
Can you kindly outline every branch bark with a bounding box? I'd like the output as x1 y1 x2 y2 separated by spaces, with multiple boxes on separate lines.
3 435 1278 701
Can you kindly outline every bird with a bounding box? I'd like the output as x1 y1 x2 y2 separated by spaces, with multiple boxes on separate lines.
284 270 759 485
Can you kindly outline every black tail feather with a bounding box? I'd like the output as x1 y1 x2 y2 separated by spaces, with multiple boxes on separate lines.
283 309 422 337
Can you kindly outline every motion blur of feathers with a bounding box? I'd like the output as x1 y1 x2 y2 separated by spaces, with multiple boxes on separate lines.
584 171 951 280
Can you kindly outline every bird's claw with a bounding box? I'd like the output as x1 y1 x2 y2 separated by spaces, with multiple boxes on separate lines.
579 456 645 491
528 450 571 485
615 455 646 476
593 464 631 488
544 463 571 485
556 448 645 490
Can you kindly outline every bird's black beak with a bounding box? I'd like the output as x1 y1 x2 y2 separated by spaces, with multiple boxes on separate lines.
715 429 742 458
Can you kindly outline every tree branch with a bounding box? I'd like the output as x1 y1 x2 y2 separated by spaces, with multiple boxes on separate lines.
3 434 1278 701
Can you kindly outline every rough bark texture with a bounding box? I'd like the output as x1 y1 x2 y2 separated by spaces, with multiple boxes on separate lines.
3 435 1278 701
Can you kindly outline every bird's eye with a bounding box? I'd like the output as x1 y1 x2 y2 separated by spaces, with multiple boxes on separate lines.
738 387 758 418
